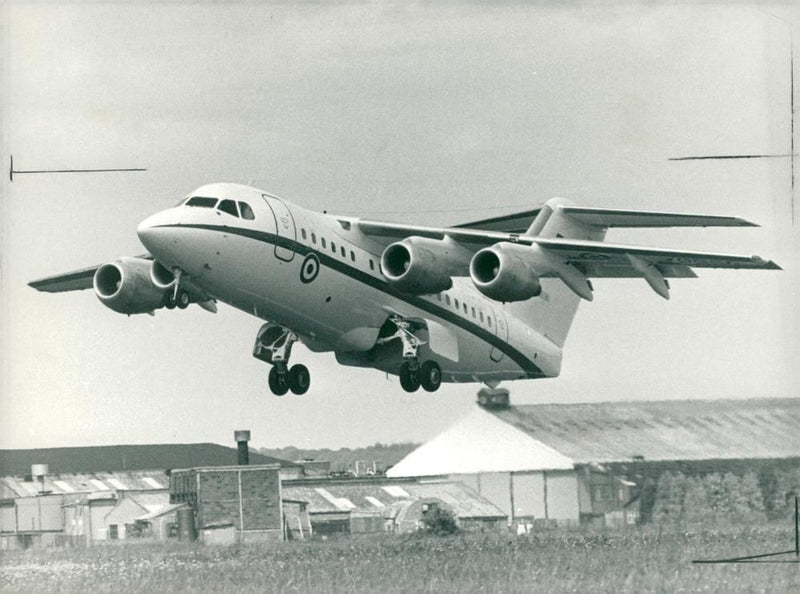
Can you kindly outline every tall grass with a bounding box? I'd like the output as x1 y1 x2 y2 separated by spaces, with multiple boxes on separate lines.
2 524 798 593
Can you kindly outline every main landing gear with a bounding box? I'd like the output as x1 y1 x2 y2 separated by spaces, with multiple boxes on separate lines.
378 316 442 394
253 324 310 396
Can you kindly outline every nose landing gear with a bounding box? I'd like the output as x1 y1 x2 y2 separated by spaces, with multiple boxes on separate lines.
254 323 311 396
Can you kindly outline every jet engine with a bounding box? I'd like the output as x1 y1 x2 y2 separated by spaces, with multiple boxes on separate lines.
380 236 471 295
93 257 168 314
470 244 542 302
150 259 177 290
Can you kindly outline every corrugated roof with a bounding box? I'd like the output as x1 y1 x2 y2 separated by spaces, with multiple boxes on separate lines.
1 470 168 498
282 480 505 519
386 408 575 477
493 398 800 463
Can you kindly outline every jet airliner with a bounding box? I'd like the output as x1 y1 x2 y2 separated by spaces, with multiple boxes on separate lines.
30 183 780 396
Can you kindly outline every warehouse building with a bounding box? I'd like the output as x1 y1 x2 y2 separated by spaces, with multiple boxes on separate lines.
387 398 800 528
282 478 507 536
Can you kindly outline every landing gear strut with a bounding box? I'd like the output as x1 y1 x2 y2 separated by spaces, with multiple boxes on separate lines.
379 316 442 393
253 324 311 396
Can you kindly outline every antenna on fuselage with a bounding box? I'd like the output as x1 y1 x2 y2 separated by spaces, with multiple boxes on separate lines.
9 154 147 182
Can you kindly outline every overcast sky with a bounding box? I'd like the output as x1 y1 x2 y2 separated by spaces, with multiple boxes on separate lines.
1 2 798 451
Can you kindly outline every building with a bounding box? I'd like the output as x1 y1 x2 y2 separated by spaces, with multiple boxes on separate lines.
387 398 800 528
282 477 507 536
1 470 170 549
169 464 283 544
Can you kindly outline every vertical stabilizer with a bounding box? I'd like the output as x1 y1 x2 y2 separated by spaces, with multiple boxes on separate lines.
506 198 605 347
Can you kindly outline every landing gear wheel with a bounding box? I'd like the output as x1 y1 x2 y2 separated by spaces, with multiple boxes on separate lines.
399 361 421 393
268 366 289 396
420 361 442 392
176 290 190 309
288 364 310 395
165 294 177 309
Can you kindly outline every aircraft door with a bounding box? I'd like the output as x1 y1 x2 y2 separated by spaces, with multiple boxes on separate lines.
490 307 509 362
262 194 296 262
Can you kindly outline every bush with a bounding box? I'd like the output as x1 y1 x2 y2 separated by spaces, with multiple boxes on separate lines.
419 504 459 536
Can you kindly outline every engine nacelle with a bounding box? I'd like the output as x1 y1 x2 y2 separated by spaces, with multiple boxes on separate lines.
93 257 168 314
380 236 470 295
150 259 177 290
470 244 542 302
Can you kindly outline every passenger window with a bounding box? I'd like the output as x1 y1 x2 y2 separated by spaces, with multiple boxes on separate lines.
321 238 327 249
369 260 374 271
331 242 336 253
186 196 217 208
301 229 307 240
445 295 451 305
471 307 476 318
479 311 484 323
488 316 493 327
463 303 468 314
218 199 239 217
311 233 317 244
239 202 255 220
350 251 355 262
454 298 460 310
340 246 346 257
436 294 442 302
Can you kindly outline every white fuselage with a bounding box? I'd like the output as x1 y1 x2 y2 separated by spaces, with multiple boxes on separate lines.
136 183 563 384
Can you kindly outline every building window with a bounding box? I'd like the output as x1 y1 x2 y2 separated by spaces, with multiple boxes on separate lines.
109 525 118 540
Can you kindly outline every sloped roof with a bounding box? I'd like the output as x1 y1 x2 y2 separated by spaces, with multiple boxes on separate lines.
282 479 505 519
493 397 800 463
125 492 170 514
0 443 297 476
1 470 169 498
386 408 574 477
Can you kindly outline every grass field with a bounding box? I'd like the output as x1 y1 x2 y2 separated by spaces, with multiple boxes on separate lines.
2 524 799 593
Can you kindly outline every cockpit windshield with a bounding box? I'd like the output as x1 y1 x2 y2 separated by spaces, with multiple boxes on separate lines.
185 196 218 208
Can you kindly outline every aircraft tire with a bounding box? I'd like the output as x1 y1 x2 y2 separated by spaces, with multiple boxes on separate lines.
420 361 442 392
268 367 289 396
399 362 420 393
288 364 310 395
176 290 190 309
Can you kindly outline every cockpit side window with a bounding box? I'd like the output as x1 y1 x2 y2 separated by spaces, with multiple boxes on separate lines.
239 201 255 220
186 196 218 208
218 199 239 217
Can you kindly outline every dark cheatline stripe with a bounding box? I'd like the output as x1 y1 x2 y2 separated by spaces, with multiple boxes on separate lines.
159 223 544 376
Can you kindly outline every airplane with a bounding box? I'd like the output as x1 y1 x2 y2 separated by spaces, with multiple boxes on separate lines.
29 182 780 396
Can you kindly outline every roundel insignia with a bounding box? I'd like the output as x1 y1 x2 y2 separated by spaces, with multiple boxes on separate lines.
300 253 320 284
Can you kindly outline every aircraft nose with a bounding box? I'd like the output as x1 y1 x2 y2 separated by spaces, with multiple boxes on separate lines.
137 210 173 256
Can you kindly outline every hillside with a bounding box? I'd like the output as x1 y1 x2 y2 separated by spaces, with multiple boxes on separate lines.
257 443 419 474
0 444 296 476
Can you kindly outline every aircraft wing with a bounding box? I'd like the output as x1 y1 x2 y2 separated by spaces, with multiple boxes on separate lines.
532 237 781 274
29 265 101 293
29 254 153 293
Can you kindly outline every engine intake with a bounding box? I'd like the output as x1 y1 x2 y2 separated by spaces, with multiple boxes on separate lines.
470 244 542 302
381 237 470 295
94 257 168 314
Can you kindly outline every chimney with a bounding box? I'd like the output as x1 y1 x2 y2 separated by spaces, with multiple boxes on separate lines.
234 430 251 465
31 464 49 494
